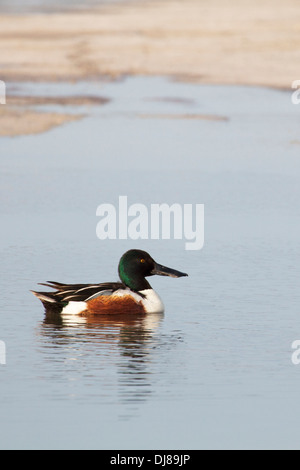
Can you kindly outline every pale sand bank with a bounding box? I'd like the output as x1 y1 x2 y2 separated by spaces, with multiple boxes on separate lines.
139 113 229 121
0 107 83 137
0 0 299 87
0 0 299 136
0 94 111 136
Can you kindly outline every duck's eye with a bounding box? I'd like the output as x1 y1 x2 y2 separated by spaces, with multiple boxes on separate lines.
140 258 145 263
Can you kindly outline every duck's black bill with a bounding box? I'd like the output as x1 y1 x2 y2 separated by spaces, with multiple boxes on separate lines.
151 263 188 278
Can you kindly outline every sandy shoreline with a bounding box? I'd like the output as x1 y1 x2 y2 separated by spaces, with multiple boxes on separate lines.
0 107 83 137
0 0 299 88
0 95 110 137
0 0 299 136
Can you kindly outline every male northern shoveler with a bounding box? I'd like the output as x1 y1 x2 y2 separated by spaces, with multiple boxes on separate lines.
32 249 188 315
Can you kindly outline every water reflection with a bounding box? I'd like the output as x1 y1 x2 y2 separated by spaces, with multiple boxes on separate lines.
37 312 165 408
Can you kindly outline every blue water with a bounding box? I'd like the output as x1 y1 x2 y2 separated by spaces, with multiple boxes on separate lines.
0 0 143 13
1 76 300 449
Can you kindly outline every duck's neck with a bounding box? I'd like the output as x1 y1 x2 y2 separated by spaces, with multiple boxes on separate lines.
120 272 152 292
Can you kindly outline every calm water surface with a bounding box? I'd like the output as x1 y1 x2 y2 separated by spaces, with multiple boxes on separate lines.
0 0 147 13
1 77 300 449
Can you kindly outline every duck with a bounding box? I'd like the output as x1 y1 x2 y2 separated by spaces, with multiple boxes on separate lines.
31 249 188 315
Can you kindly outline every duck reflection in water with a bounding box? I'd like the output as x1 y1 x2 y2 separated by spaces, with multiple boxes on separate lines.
39 310 166 406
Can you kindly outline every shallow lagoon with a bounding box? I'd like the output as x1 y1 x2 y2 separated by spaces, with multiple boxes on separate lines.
0 0 126 13
1 76 300 449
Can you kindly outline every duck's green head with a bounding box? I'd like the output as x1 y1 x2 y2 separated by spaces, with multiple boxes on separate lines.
118 249 188 292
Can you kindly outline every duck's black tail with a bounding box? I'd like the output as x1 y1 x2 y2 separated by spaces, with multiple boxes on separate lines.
30 290 63 314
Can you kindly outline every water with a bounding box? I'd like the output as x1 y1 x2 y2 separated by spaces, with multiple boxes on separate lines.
0 0 146 14
1 76 300 449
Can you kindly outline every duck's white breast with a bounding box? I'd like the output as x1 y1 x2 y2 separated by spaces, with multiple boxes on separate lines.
139 289 164 314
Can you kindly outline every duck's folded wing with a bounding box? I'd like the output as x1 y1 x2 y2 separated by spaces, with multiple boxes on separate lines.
33 281 124 303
